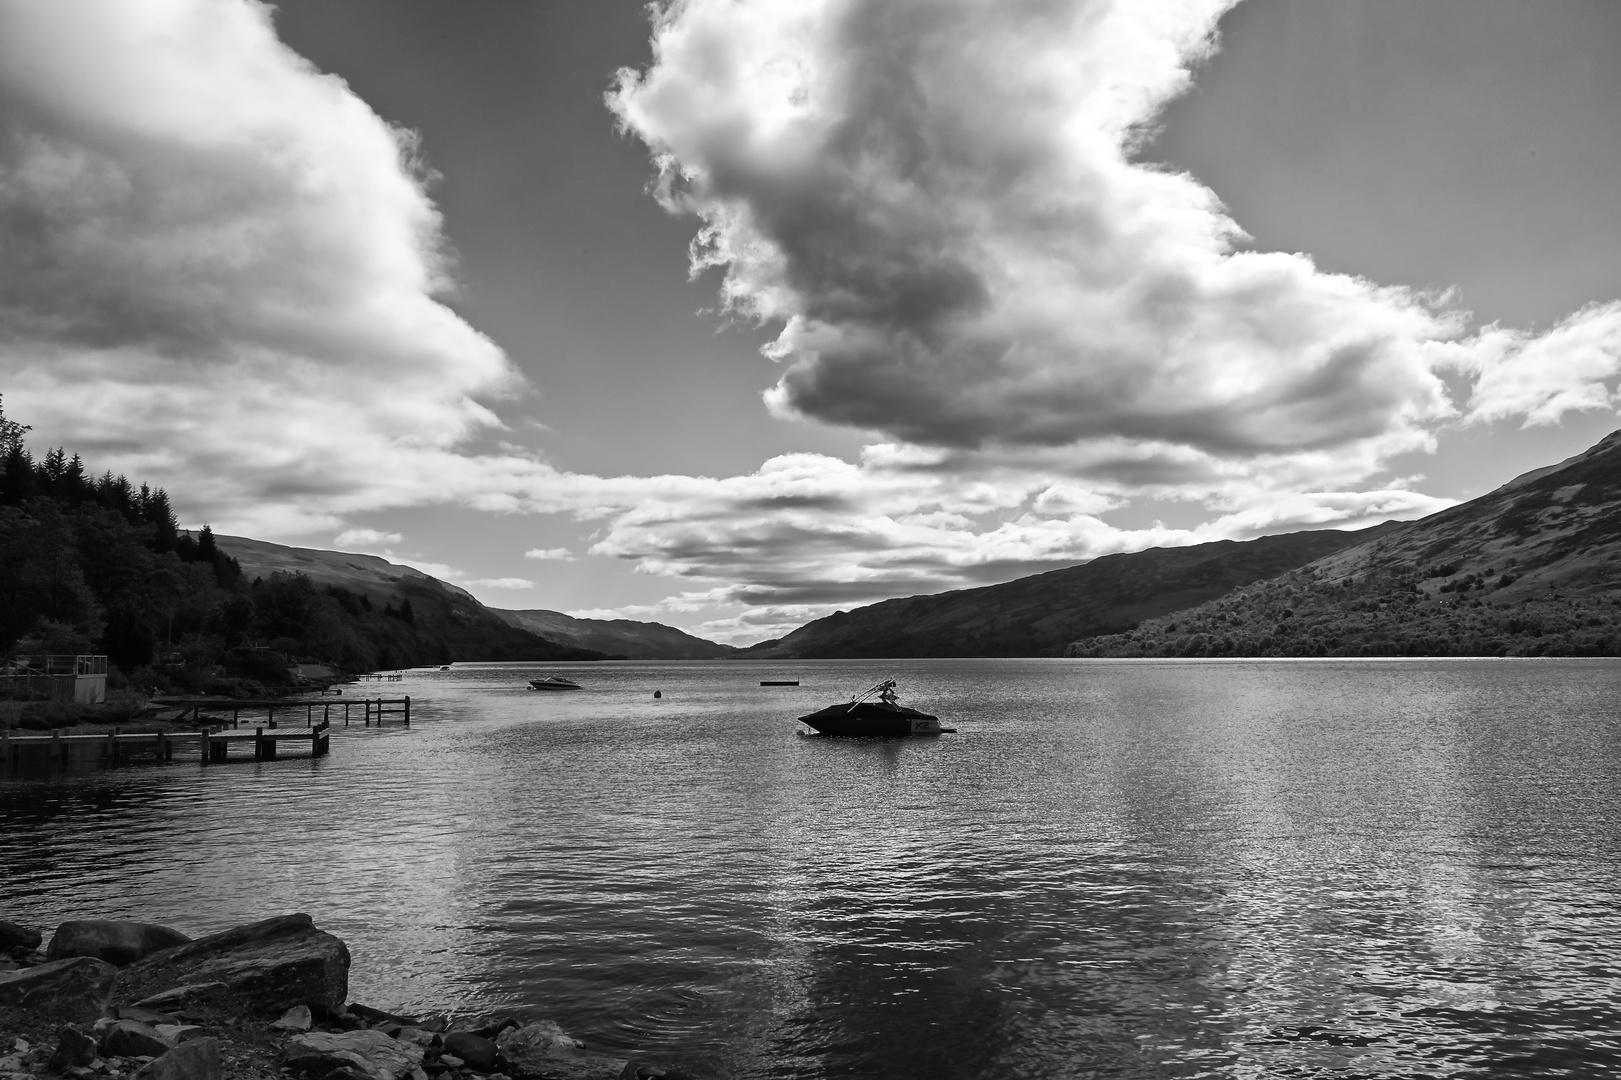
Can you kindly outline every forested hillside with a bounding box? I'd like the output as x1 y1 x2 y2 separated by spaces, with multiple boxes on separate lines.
1069 429 1621 658
0 396 595 689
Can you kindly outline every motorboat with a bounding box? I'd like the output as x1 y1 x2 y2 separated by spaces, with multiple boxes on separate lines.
797 680 954 736
529 676 582 691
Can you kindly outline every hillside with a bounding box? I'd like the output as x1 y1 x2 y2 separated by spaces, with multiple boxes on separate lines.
734 526 1391 659
216 536 605 667
494 608 736 660
1068 429 1621 658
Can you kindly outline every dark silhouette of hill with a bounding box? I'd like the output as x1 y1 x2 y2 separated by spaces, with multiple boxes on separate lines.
214 536 606 668
734 526 1391 659
1069 429 1621 658
494 608 736 660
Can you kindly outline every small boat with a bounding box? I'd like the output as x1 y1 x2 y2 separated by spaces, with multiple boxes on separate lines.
797 680 953 736
439 665 451 671
529 676 582 691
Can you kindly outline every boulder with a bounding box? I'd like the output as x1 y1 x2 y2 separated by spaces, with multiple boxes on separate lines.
49 1025 98 1070
48 921 191 967
101 1018 173 1058
136 1037 222 1080
0 921 41 953
0 956 116 1022
119 914 349 1015
495 1022 628 1080
283 1030 424 1080
132 983 226 1011
442 1031 499 1071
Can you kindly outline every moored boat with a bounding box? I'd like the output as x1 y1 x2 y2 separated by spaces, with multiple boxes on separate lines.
797 680 953 736
529 676 582 691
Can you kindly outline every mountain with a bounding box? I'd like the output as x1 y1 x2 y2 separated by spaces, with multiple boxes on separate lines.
733 525 1392 659
215 536 605 665
493 608 737 660
1068 429 1621 658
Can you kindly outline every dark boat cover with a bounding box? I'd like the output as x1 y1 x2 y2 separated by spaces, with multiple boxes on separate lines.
798 700 942 736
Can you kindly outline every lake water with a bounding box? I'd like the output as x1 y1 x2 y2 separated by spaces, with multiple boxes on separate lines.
3 658 1620 1078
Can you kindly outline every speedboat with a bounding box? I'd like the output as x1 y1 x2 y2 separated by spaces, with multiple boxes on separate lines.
529 676 582 691
797 680 953 736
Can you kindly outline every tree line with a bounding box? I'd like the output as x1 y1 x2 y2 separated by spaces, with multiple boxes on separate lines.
0 395 457 691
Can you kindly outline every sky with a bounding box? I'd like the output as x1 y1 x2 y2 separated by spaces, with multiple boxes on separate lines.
1 0 1619 645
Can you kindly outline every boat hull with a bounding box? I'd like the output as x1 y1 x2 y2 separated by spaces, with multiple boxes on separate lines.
529 678 581 691
798 701 943 736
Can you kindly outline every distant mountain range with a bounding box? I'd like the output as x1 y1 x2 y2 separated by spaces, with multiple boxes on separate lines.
734 525 1392 658
217 428 1621 664
1068 429 1621 657
493 609 737 660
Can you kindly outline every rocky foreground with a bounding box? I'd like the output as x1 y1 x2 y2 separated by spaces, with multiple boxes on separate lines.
0 915 696 1080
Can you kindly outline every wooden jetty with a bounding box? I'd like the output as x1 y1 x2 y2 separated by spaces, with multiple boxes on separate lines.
1 694 410 772
2 721 331 768
150 696 410 728
353 671 404 682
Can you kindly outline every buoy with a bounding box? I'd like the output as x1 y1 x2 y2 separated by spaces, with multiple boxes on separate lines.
653 690 662 698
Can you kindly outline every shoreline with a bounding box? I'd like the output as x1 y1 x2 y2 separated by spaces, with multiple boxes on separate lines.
0 914 699 1080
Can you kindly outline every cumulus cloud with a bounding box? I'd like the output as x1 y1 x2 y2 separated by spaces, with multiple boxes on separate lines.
609 0 1620 482
335 528 404 547
609 0 1464 468
523 547 577 561
1444 302 1621 427
466 577 536 590
0 0 527 537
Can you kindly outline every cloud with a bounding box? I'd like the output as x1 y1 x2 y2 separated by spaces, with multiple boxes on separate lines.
523 547 577 561
0 0 526 537
579 444 1444 641
1444 302 1621 427
609 0 1464 467
335 528 404 547
465 577 536 590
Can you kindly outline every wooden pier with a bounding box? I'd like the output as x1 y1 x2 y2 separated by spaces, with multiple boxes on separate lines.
1 721 331 768
1 694 411 772
150 696 410 728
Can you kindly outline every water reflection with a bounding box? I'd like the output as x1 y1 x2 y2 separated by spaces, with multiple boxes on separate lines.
3 659 1620 1077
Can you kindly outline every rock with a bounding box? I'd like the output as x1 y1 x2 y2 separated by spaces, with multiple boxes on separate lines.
0 956 117 1021
272 1004 314 1032
48 921 192 967
132 983 227 1011
0 921 41 953
101 1019 173 1058
119 914 349 1015
283 1030 424 1080
151 1024 206 1045
394 1027 437 1048
135 1037 222 1080
495 1023 629 1080
117 1004 180 1025
49 1025 98 1070
442 1032 499 1072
